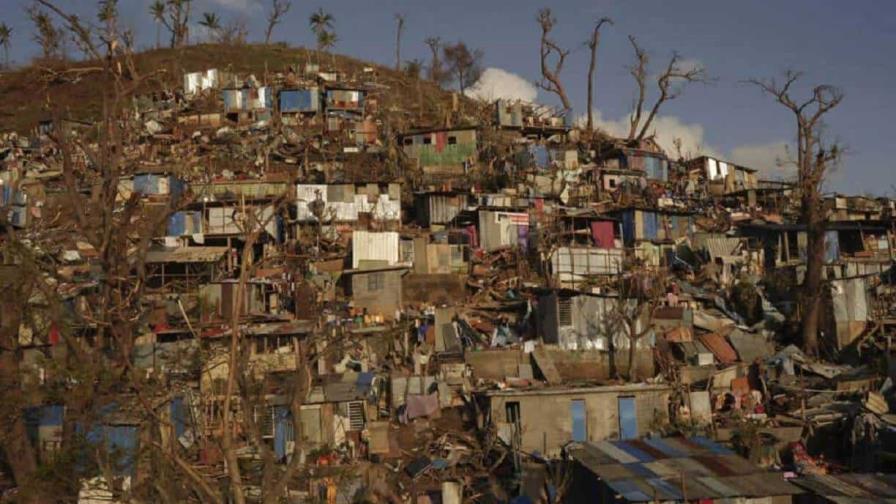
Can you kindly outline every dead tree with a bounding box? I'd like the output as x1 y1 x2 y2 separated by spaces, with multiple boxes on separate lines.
425 36 448 87
606 268 666 380
26 5 64 60
149 0 191 48
394 13 405 71
0 2 214 501
585 17 612 131
748 71 843 355
442 41 483 94
536 8 572 113
0 260 43 502
625 36 708 143
264 0 291 44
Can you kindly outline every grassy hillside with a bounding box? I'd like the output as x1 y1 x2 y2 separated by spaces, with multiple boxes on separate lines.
0 43 469 133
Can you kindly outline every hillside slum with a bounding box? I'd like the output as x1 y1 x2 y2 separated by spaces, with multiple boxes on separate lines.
2 61 896 504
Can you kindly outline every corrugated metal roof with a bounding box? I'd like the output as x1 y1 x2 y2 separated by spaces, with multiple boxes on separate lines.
697 332 739 364
569 437 802 502
791 473 896 500
352 230 400 269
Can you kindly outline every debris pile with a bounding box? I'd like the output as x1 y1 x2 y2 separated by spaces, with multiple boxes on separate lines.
2 49 896 504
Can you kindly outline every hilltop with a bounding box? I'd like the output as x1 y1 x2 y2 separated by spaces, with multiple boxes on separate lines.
0 43 470 134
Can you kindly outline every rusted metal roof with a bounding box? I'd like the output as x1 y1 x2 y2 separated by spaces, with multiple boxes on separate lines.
697 332 739 364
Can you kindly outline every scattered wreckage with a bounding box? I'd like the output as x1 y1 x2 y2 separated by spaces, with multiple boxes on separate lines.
2 59 896 503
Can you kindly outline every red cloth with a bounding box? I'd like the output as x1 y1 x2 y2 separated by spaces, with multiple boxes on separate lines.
48 322 60 345
465 224 479 249
590 220 615 249
435 132 447 153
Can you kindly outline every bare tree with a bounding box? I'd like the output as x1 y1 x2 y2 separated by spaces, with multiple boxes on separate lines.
748 71 844 355
625 36 709 143
35 0 139 78
425 36 448 86
585 17 612 131
149 0 191 48
264 0 291 44
394 13 405 71
606 269 667 380
27 5 63 60
442 41 483 94
536 8 572 113
218 17 249 45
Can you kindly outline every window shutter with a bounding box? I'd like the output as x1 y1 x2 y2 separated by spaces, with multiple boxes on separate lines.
347 401 365 431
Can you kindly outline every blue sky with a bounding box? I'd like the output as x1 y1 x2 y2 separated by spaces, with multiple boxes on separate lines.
4 0 895 195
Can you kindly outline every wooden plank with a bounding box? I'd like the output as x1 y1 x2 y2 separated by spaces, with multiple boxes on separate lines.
532 347 562 384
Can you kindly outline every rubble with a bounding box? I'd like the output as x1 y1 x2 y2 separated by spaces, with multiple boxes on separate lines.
2 47 896 504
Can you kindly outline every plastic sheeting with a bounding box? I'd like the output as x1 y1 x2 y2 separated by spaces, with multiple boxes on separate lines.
825 230 840 263
400 393 440 423
642 211 659 240
831 277 869 348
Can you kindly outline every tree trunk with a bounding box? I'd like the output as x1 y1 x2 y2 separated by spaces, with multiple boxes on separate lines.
395 27 401 71
801 213 825 355
0 296 40 500
586 35 598 131
627 335 637 381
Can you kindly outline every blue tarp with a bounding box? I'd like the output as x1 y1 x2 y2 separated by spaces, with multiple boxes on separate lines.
644 156 667 181
825 230 840 263
133 174 157 194
222 89 241 111
171 397 187 439
167 212 185 236
73 402 139 476
167 211 200 236
83 424 138 476
1 185 13 205
531 144 549 169
170 178 185 199
24 404 65 446
274 405 291 461
642 211 659 240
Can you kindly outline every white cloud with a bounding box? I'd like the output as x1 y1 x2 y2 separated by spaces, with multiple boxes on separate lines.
465 68 538 103
729 141 793 179
586 109 793 178
588 110 721 160
207 0 260 11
